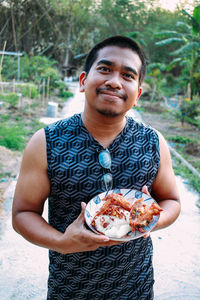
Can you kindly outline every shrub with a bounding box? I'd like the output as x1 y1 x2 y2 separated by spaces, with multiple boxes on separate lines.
21 84 39 99
1 54 61 90
55 80 74 99
167 135 193 144
0 124 26 150
176 96 200 125
4 93 19 108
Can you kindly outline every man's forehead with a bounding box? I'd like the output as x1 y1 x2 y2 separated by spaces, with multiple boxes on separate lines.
96 45 133 58
94 45 141 70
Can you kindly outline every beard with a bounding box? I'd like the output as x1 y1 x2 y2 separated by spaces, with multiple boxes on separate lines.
96 107 123 117
95 87 127 117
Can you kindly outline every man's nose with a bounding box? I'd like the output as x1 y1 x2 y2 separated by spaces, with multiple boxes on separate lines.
105 73 122 89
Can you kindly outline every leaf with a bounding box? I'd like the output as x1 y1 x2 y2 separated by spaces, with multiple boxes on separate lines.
193 5 200 33
176 21 190 31
171 42 200 56
182 7 200 33
166 58 182 71
155 31 183 38
156 38 183 46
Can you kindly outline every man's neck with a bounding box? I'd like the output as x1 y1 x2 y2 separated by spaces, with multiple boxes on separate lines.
81 111 126 149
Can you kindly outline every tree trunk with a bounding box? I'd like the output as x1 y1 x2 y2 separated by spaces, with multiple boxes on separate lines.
63 18 72 68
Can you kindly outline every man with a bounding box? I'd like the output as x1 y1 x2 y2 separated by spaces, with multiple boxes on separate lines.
12 35 180 299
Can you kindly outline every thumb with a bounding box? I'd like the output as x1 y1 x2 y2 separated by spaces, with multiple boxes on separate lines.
76 202 86 223
142 185 150 196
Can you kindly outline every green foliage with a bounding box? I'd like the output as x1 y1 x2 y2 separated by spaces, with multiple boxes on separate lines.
55 80 74 98
0 124 26 151
2 54 61 89
175 97 200 125
40 67 60 90
59 90 74 98
167 135 194 144
155 5 200 98
173 155 200 194
3 93 19 108
20 84 39 99
21 55 60 87
0 115 45 151
1 56 18 80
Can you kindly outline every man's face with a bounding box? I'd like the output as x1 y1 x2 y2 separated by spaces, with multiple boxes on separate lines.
80 46 142 117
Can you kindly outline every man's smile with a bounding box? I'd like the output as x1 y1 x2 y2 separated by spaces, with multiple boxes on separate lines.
96 87 127 101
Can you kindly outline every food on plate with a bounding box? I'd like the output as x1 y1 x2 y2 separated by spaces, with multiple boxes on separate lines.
91 192 162 238
129 198 163 233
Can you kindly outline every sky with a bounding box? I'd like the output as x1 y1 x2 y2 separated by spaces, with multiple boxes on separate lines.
159 0 196 12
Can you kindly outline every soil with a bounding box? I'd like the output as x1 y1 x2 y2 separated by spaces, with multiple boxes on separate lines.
0 146 21 210
0 98 200 208
140 101 200 166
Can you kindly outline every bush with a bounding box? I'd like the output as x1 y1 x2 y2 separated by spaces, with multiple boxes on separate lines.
3 93 19 108
167 135 193 144
0 124 26 150
59 90 74 99
1 54 61 90
20 84 39 99
40 67 60 90
55 80 74 99
176 96 200 125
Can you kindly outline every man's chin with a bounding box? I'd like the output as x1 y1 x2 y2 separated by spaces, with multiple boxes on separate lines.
97 108 122 117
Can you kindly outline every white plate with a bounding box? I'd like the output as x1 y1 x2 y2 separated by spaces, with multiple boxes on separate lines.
84 188 160 241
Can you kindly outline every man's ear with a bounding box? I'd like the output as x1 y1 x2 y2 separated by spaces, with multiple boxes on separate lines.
133 87 142 107
79 72 87 93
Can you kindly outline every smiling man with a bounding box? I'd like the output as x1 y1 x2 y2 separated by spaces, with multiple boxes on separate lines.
12 36 180 299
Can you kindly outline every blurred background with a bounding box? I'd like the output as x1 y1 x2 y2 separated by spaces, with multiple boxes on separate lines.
0 0 200 299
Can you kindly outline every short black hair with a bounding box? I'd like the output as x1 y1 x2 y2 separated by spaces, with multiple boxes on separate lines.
83 35 147 86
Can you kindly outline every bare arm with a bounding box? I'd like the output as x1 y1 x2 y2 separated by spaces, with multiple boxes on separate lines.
12 129 119 254
150 131 181 231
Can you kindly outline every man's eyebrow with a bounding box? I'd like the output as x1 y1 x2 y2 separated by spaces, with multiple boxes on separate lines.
124 66 138 76
96 59 114 67
96 59 138 76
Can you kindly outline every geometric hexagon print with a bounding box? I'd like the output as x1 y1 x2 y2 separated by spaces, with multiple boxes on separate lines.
45 113 159 299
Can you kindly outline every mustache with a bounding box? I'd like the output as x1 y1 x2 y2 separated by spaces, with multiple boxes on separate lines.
96 87 127 101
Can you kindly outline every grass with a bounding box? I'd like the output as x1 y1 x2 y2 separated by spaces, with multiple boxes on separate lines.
0 112 45 151
172 154 200 198
0 124 26 151
141 101 200 199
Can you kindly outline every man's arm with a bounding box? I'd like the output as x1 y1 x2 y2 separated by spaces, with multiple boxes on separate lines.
150 131 181 231
12 129 119 254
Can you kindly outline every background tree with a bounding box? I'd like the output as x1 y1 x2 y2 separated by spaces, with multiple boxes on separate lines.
155 5 200 98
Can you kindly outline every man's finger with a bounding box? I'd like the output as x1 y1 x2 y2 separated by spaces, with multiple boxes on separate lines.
142 185 150 196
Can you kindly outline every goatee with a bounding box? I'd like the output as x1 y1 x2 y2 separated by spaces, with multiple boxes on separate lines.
96 108 122 117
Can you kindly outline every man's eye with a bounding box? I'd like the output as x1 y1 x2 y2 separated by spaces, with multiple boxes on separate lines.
98 66 110 72
123 73 133 79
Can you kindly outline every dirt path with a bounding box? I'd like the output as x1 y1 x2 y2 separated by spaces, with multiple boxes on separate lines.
0 146 21 211
0 89 200 299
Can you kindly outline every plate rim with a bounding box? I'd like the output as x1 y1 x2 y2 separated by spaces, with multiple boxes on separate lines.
84 188 160 241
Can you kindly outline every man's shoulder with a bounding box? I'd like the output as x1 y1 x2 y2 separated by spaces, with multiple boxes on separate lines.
127 114 158 136
45 113 81 132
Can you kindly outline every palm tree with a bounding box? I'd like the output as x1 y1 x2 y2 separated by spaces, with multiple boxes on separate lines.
155 5 200 99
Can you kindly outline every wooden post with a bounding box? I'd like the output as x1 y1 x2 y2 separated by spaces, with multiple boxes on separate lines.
42 79 45 105
0 41 7 93
28 85 31 117
47 76 50 103
13 79 15 92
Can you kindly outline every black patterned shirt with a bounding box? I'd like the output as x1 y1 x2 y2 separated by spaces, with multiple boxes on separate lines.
44 113 160 300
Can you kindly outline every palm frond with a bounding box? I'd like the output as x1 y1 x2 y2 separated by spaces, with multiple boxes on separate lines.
166 57 182 71
156 38 183 46
176 21 191 32
155 31 183 39
171 42 200 56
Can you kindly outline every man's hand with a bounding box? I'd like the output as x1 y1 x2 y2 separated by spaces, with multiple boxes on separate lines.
141 185 151 238
56 202 123 254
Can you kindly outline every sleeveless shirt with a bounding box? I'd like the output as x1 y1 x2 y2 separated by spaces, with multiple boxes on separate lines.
44 113 160 300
